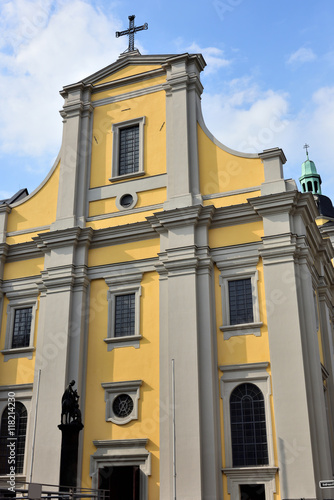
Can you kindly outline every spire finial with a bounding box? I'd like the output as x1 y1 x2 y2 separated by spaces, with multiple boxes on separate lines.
303 143 310 160
115 15 148 53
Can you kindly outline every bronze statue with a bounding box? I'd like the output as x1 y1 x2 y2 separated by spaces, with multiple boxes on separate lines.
61 380 82 424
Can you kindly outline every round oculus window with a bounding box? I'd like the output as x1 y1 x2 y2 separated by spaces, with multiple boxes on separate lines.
112 394 134 418
120 194 134 208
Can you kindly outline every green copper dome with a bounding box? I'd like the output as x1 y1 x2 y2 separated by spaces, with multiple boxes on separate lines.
299 149 322 195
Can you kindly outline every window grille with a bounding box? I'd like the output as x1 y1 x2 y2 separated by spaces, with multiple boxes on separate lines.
230 383 268 466
118 125 139 176
228 279 253 325
12 308 32 348
114 294 135 337
0 402 27 474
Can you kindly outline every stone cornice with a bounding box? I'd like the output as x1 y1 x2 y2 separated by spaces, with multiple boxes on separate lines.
211 203 261 228
88 258 158 281
147 205 205 232
0 205 11 215
248 190 298 216
161 53 206 74
90 221 157 248
258 147 287 164
33 227 93 252
212 241 261 269
6 241 42 263
1 275 43 291
0 243 9 260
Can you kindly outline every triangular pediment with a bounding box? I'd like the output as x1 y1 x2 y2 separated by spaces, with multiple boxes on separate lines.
61 53 206 95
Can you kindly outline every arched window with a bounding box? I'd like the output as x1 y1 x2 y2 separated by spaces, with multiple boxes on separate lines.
307 181 313 192
0 402 27 474
230 383 268 466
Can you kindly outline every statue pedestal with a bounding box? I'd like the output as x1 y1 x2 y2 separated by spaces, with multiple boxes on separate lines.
58 421 84 491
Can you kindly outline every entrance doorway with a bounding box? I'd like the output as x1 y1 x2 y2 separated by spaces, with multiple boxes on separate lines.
99 465 140 500
240 483 265 500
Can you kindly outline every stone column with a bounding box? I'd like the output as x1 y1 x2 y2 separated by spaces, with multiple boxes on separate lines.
30 228 91 485
162 54 205 210
149 206 222 500
52 83 93 231
250 192 312 497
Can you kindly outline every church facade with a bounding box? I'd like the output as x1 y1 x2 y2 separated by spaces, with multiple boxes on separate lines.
0 47 334 500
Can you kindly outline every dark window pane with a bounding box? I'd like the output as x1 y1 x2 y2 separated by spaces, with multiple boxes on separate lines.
115 294 135 337
12 308 32 348
0 402 27 474
228 279 254 325
230 383 268 467
119 126 139 176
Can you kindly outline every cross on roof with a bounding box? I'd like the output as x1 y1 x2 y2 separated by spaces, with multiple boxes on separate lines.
116 15 148 53
303 143 310 159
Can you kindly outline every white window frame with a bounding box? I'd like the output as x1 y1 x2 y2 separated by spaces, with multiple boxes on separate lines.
90 439 151 500
104 273 142 351
1 290 38 360
220 362 277 500
101 380 142 425
110 116 146 182
218 254 262 340
0 383 33 481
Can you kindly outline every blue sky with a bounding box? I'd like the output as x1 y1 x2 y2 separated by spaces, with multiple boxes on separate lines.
1 0 334 202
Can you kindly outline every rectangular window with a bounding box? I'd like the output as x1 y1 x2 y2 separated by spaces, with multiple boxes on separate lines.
119 126 139 176
110 117 145 181
228 279 253 325
12 308 32 349
114 294 135 337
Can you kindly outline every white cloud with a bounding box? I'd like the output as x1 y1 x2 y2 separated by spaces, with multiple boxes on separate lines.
0 0 124 168
201 79 290 154
186 42 231 74
287 47 316 65
201 79 334 200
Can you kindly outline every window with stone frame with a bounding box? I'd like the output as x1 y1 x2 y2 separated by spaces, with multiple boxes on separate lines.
11 307 33 349
110 117 145 181
230 383 268 467
104 273 142 351
114 293 135 337
228 278 254 326
1 289 38 359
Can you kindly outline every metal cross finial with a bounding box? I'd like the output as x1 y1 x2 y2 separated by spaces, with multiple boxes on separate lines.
116 15 148 53
303 143 310 159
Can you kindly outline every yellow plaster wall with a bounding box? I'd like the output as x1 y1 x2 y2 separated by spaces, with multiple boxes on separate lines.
3 258 44 281
0 296 38 385
81 272 160 497
88 188 167 218
90 90 166 189
91 75 166 103
86 208 163 230
6 162 60 240
203 191 261 209
198 125 265 196
94 65 161 85
209 221 264 249
88 239 160 268
6 229 49 246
